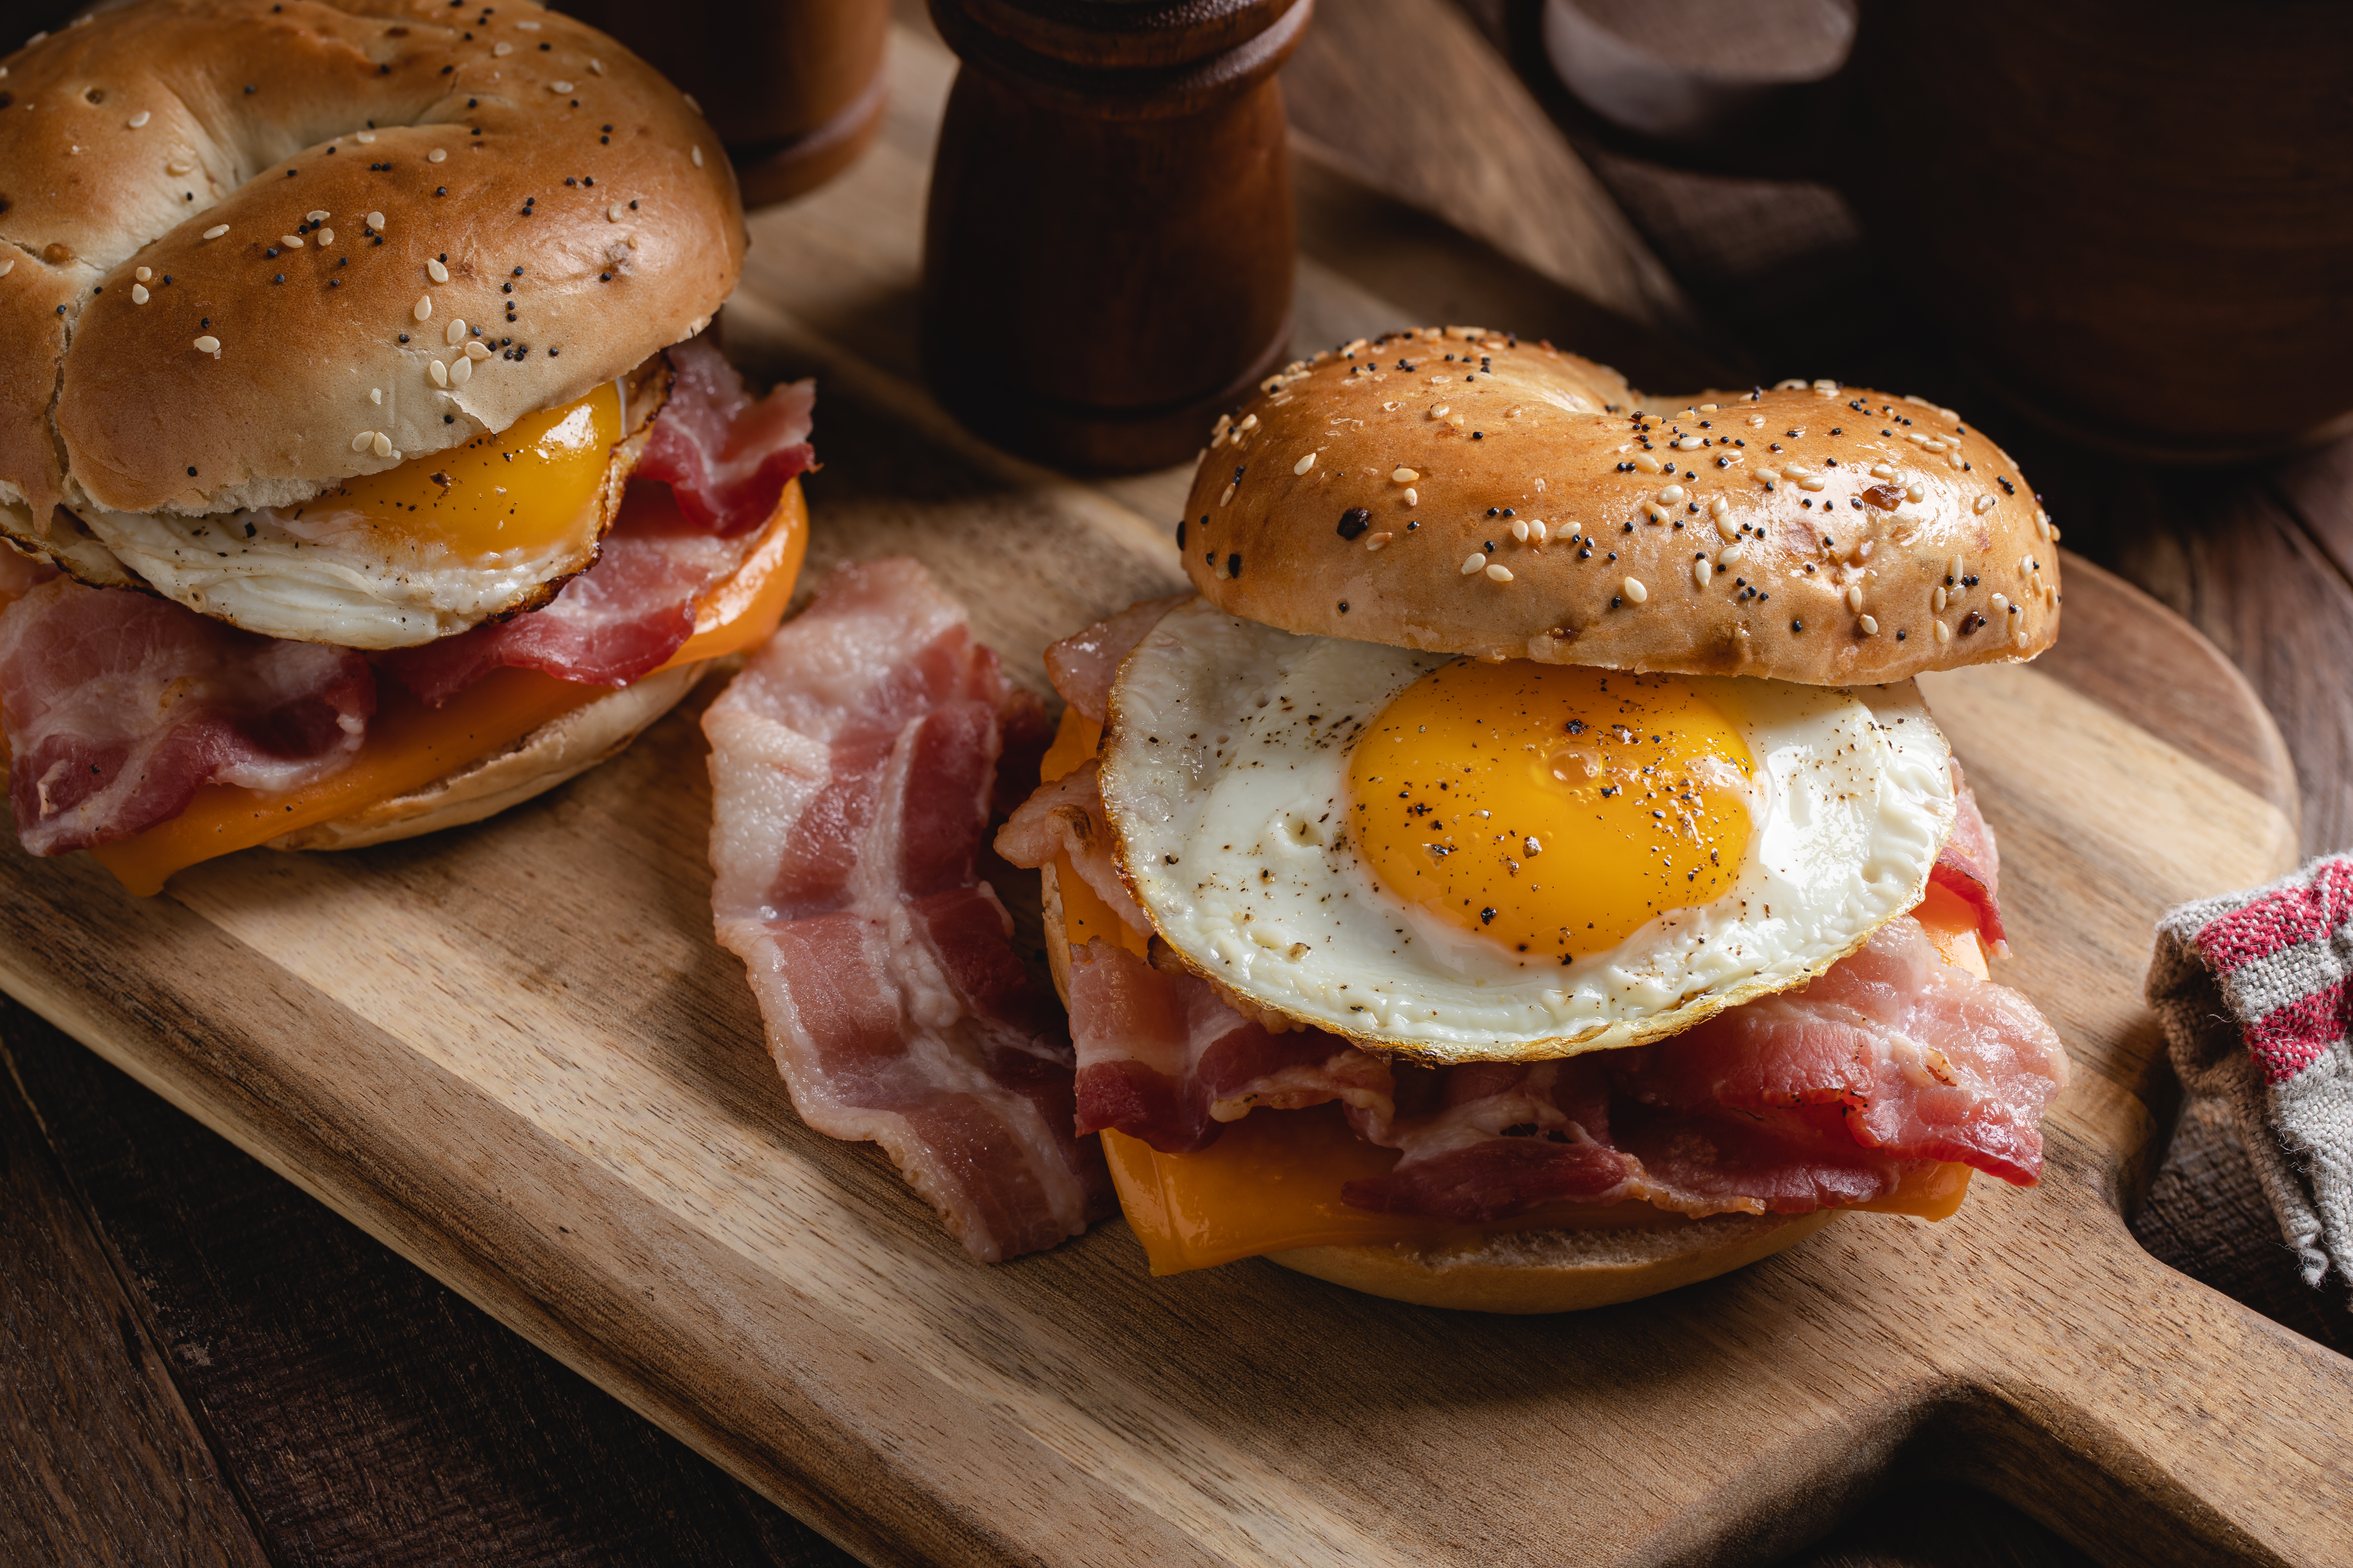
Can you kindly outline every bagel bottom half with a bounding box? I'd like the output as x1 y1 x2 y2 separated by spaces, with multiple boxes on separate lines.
1038 863 1839 1314
269 659 707 852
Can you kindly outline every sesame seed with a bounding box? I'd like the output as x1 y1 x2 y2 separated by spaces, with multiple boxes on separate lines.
1869 463 1896 480
351 431 372 452
367 211 386 231
1859 615 1878 635
1990 592 2009 616
607 203 622 221
1719 543 1746 566
1675 437 1702 450
1797 476 1826 492
1934 618 1952 645
1293 452 1317 476
201 224 229 239
427 257 449 283
1391 467 1419 483
1622 575 1647 603
428 148 447 164
1218 483 1235 507
1658 484 1685 504
127 110 149 127
551 79 575 92
589 57 604 74
1486 563 1514 583
306 209 329 223
430 358 448 387
1461 552 1486 575
492 39 511 54
130 283 148 304
1934 586 1948 611
1693 558 1712 588
445 317 467 345
448 355 472 387
1846 585 1865 613
414 295 433 321
192 334 220 354
1974 493 1997 514
370 388 381 405
356 130 375 143
464 341 490 361
372 432 393 458
1365 532 1392 551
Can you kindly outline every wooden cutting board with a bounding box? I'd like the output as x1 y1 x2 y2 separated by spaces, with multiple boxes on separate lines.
6 22 2351 1568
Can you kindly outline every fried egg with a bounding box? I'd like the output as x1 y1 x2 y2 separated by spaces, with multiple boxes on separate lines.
1098 598 1955 1061
70 382 624 649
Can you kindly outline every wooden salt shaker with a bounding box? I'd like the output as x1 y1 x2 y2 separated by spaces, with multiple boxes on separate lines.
921 0 1312 472
561 0 891 207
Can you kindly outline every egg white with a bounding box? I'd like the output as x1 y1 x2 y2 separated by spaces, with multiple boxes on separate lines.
1098 599 1956 1062
71 489 604 650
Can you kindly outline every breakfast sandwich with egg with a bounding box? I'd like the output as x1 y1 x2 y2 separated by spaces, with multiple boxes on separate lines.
996 326 2070 1312
0 0 814 894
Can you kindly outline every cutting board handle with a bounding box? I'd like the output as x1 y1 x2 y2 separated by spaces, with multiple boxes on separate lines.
1942 1189 2353 1568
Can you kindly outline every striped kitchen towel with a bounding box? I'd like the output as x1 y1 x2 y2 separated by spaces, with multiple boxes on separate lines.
2149 857 2353 1294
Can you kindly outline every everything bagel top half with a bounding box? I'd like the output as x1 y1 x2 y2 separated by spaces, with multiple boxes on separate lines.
0 0 816 891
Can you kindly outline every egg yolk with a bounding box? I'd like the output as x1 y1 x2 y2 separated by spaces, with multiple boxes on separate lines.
1348 660 1754 964
299 381 621 560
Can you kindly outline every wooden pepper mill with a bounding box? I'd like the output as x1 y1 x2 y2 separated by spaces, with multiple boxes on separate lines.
559 0 892 208
920 0 1312 472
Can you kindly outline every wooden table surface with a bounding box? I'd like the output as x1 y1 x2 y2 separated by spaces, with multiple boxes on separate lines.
5 2 2350 1564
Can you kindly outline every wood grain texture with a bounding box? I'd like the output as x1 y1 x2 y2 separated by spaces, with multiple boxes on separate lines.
4 997 854 1568
0 268 2343 1568
3 14 2347 1568
0 1033 274 1568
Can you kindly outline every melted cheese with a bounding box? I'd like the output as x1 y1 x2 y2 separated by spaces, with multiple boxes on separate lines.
1049 690 1981 1274
85 477 808 896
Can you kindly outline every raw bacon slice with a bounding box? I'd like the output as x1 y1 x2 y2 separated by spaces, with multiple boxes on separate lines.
1932 761 2008 951
383 345 816 705
706 557 1111 1262
0 575 372 855
635 336 816 537
1065 936 1391 1152
1044 595 1187 722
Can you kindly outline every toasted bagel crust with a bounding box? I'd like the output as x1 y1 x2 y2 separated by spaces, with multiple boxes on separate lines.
1266 1212 1837 1313
1180 327 2059 684
0 0 742 519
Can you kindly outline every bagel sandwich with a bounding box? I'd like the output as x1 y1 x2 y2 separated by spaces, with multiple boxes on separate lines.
995 326 2072 1312
0 0 814 894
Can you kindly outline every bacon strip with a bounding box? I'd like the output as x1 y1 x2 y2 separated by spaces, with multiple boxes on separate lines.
0 575 373 855
1343 916 2067 1222
1043 595 1187 722
706 557 1111 1262
1065 937 1391 1152
383 345 816 705
994 759 1390 1152
1932 761 2008 951
996 760 1150 934
636 335 816 537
